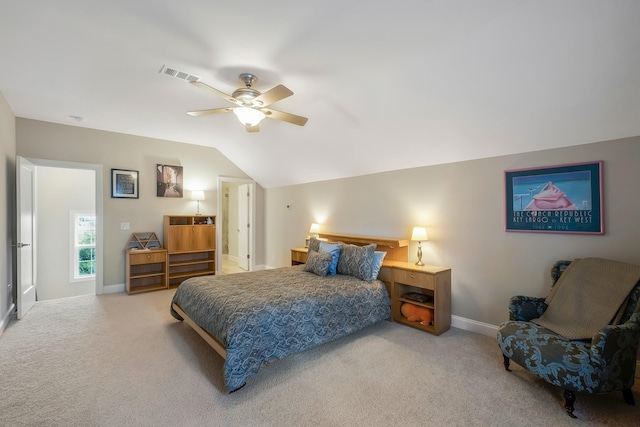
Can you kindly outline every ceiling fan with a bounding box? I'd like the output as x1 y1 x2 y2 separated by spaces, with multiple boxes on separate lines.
187 73 308 132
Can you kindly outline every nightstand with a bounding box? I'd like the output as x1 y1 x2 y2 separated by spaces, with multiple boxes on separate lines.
291 247 308 265
125 248 168 294
388 261 451 335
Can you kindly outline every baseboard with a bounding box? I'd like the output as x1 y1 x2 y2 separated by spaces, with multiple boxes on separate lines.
103 283 125 294
0 303 16 334
451 315 499 337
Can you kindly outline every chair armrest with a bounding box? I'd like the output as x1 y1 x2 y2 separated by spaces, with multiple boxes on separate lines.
590 311 640 371
508 296 547 321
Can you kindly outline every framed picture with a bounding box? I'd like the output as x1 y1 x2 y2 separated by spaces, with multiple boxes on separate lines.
156 164 183 198
111 169 139 199
505 161 603 234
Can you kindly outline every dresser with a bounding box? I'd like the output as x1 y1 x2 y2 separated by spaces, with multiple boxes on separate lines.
163 215 216 287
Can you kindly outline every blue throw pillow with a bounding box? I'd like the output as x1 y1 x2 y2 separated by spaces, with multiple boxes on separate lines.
319 241 341 275
370 251 387 280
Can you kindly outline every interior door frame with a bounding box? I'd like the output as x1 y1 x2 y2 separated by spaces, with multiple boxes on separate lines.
23 157 104 295
217 176 255 273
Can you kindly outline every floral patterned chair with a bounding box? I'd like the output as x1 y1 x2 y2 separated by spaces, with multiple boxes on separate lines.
497 260 640 418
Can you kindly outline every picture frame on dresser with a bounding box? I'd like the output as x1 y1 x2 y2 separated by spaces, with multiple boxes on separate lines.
111 168 139 199
504 161 603 234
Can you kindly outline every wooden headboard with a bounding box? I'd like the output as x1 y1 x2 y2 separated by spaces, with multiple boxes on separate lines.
317 232 408 294
318 232 409 262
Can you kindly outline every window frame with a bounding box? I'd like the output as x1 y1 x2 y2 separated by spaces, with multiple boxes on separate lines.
70 210 96 282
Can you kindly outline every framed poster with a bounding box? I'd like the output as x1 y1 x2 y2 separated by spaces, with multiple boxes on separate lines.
156 164 183 197
111 169 139 199
505 161 603 234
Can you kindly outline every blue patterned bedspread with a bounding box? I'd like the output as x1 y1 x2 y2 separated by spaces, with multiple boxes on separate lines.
170 265 390 391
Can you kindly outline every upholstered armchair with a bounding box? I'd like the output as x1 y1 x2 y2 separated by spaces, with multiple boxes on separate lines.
497 260 640 418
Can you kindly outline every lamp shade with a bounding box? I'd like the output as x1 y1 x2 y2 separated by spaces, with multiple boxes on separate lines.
191 190 205 201
309 223 320 234
411 226 428 241
233 107 266 126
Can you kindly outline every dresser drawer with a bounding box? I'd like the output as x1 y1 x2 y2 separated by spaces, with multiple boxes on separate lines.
394 269 435 290
129 251 166 265
291 249 308 264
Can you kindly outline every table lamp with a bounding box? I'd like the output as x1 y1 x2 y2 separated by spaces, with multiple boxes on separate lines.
191 190 204 215
411 226 428 266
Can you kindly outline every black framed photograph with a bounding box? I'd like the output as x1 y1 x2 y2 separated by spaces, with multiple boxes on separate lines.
111 168 139 199
156 164 183 197
505 161 603 234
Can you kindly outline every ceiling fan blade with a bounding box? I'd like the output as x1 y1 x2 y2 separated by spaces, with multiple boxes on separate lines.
263 108 308 126
190 81 242 106
253 85 293 107
246 125 260 133
186 107 233 116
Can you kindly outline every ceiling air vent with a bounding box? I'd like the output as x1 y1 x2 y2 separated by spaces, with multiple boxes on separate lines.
158 65 199 82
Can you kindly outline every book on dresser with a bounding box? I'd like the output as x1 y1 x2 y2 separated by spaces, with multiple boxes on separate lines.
163 215 216 288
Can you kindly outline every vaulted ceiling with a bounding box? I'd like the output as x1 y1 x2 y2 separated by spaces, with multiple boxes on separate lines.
1 1 639 188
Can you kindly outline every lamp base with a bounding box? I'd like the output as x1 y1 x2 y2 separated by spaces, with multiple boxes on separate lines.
415 244 424 266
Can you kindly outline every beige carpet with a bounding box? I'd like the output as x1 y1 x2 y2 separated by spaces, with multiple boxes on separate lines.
0 290 638 426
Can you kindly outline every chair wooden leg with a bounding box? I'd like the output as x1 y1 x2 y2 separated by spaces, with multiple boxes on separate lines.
503 355 511 371
563 390 577 418
622 388 635 406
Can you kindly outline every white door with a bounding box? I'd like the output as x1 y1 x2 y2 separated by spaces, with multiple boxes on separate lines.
237 184 250 271
17 156 37 318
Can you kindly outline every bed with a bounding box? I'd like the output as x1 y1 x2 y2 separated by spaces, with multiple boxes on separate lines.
170 233 408 392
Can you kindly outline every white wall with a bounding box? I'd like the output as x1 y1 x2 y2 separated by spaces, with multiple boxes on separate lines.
264 136 640 327
0 92 16 331
36 166 95 300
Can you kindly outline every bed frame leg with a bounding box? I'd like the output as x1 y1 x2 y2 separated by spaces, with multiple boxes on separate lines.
229 383 246 394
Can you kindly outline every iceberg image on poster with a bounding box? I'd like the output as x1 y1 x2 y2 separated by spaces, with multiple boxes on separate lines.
512 171 591 212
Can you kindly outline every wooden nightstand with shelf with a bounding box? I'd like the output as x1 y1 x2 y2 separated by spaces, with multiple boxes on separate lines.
389 262 451 335
124 232 167 294
125 249 168 294
291 247 308 265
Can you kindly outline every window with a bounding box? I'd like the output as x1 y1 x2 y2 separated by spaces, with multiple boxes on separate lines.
72 212 96 280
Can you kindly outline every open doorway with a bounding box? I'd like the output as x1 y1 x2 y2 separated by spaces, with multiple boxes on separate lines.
18 157 103 303
217 177 256 275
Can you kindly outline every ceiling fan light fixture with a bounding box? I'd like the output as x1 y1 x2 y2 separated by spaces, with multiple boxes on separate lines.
187 74 308 131
233 107 265 126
